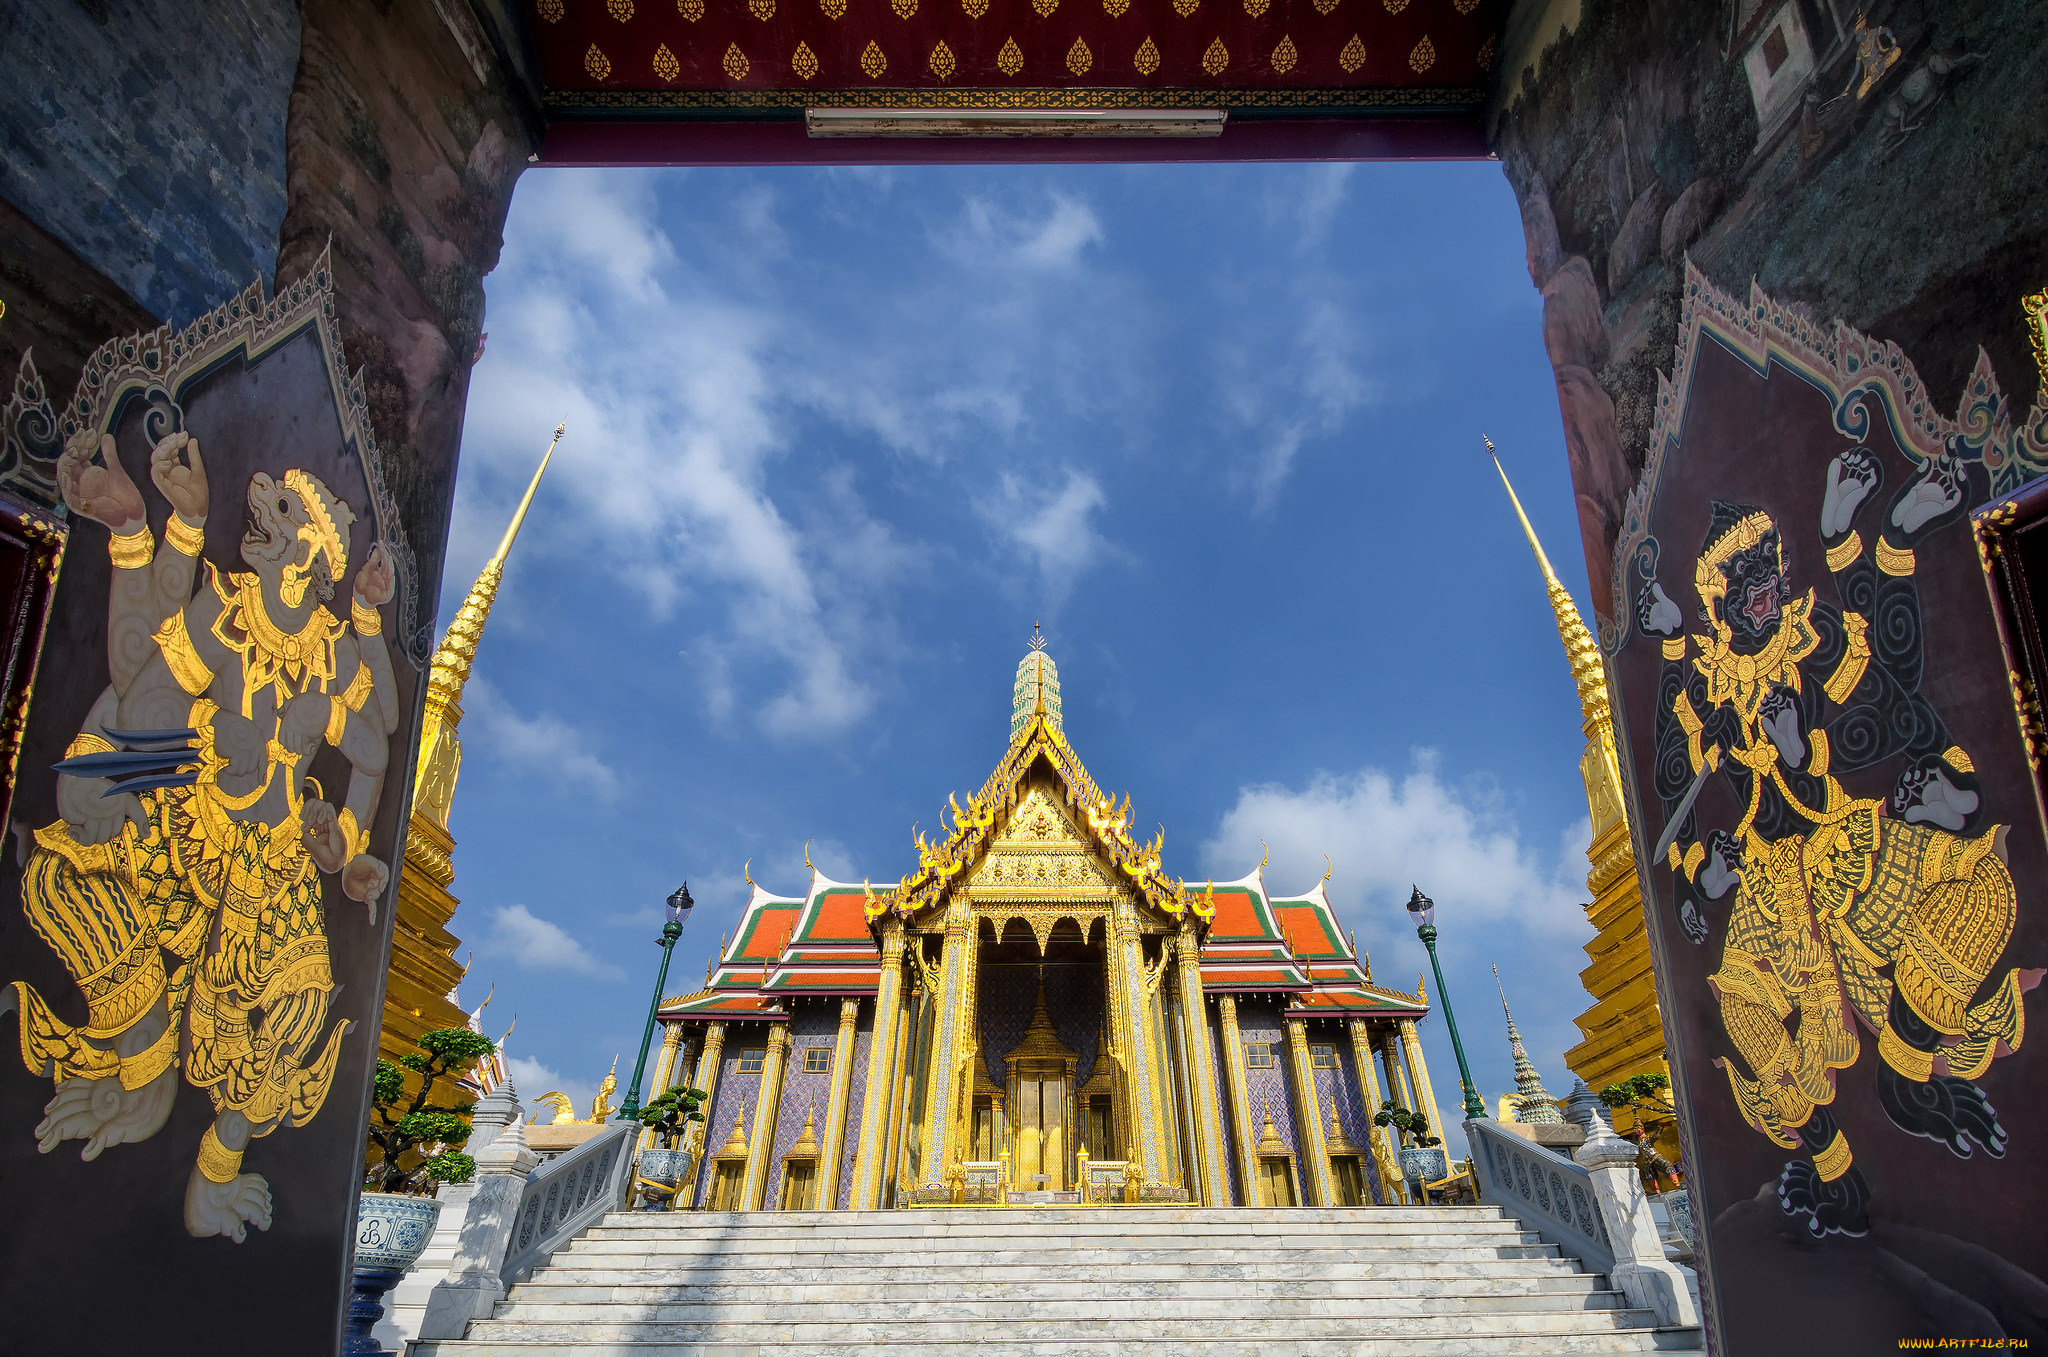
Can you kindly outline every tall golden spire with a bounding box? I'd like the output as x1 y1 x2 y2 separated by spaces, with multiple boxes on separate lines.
1487 437 1609 739
412 423 565 826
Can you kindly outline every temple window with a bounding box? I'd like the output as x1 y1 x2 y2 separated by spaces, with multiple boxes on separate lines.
1256 1157 1296 1207
1082 1094 1116 1160
709 1161 746 1211
1310 1044 1338 1069
1331 1155 1366 1207
737 1048 765 1074
1245 1042 1275 1068
780 1161 816 1210
802 1047 831 1074
970 1096 995 1160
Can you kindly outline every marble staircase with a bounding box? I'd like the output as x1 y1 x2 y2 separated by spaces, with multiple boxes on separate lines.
411 1205 1705 1356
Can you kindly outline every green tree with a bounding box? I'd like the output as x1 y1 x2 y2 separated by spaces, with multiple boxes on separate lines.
1372 1103 1442 1148
365 1026 497 1195
632 1084 708 1150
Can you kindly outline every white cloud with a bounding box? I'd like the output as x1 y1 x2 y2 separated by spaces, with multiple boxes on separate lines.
1265 164 1357 251
479 903 626 982
465 678 621 800
946 192 1105 273
984 468 1117 609
1213 293 1375 513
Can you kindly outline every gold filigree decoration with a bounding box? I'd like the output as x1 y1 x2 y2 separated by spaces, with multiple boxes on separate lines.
793 41 819 78
585 44 614 80
653 43 681 80
1408 35 1435 72
607 0 634 18
1066 37 1092 75
537 0 563 21
962 0 989 15
1271 34 1296 73
1201 36 1228 75
680 0 705 17
1339 33 1365 72
1171 0 1198 14
547 83 1484 110
749 0 774 18
861 39 888 77
1133 36 1160 74
1243 0 1267 13
1453 0 1478 10
1104 0 1129 13
821 0 846 14
2025 289 2048 402
930 40 956 78
723 43 750 79
1032 0 1058 13
997 37 1024 75
1477 33 1495 71
1382 0 1407 11
893 0 917 16
1311 0 1336 11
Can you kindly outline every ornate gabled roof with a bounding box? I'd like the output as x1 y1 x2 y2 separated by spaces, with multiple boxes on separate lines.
876 641 1207 927
661 862 885 1018
1200 864 1428 1017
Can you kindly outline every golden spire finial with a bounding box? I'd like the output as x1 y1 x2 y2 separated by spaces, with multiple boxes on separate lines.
802 839 813 872
412 422 566 827
1486 437 1610 737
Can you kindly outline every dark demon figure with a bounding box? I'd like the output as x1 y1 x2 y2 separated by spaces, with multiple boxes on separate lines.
1636 441 2041 1238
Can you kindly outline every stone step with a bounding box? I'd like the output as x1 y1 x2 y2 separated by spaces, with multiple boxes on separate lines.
601 1207 1513 1225
529 1256 1589 1282
507 1275 1613 1304
581 1225 1542 1247
418 1333 1704 1357
586 1212 1525 1236
490 1291 1633 1324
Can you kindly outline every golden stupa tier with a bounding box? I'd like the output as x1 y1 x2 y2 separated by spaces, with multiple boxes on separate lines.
649 640 1447 1211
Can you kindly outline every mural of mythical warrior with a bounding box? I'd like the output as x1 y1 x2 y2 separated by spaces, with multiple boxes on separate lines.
1 429 398 1241
1636 443 2041 1238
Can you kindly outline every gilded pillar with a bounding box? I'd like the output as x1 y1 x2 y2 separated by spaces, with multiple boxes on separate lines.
1283 1016 1335 1207
688 1022 728 1209
1108 901 1168 1186
1397 1019 1443 1142
1347 1018 1406 1205
741 1024 791 1210
882 983 915 1206
817 997 861 1212
1215 994 1260 1206
1172 925 1228 1206
918 898 978 1188
1380 1029 1414 1125
638 1020 687 1151
850 921 906 1209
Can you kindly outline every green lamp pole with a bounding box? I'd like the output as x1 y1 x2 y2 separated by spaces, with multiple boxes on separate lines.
618 882 694 1122
1405 886 1488 1120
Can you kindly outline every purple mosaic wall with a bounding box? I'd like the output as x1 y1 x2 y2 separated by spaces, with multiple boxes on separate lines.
692 1035 765 1208
835 1003 874 1210
767 1003 842 1205
977 963 1104 1088
1207 1007 1240 1205
1314 1034 1386 1205
1235 1000 1299 1156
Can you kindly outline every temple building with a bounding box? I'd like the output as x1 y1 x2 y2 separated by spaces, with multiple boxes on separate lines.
1490 451 1675 1160
649 633 1446 1209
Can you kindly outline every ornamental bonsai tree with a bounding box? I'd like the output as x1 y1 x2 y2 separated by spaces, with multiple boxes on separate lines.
632 1084 708 1151
1372 1103 1442 1148
364 1026 497 1195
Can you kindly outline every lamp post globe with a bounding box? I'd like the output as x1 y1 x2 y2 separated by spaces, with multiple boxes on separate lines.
620 881 693 1122
1404 885 1487 1122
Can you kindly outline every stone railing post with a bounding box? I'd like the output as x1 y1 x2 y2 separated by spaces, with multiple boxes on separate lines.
1567 1085 1698 1328
418 1113 540 1340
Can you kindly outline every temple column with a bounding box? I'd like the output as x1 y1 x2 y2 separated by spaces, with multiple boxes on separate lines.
850 921 906 1209
741 1024 791 1209
917 898 978 1190
1397 1019 1443 1142
1379 1030 1414 1127
1107 899 1169 1187
1172 924 1228 1206
883 982 916 1205
1283 1016 1336 1207
687 1023 729 1208
816 997 861 1212
1347 1019 1407 1205
1215 995 1260 1206
638 1021 688 1152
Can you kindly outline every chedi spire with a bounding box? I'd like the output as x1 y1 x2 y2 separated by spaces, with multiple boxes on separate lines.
1496 963 1562 1124
1010 621 1064 741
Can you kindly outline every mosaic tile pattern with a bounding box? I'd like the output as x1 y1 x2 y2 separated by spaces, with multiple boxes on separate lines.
836 1007 874 1210
1317 1042 1386 1204
692 1048 762 1207
1207 1009 1241 1205
768 1005 841 1196
977 963 1103 1088
1235 1000 1298 1155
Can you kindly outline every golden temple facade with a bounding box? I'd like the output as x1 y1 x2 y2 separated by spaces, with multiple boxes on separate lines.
649 636 1449 1210
1490 449 1673 1149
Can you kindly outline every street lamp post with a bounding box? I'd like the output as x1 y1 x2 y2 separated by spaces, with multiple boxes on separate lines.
619 883 694 1122
1405 886 1488 1121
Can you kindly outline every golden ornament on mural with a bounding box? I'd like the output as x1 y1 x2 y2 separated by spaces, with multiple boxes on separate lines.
1171 0 1198 15
962 0 989 16
750 0 774 18
1201 36 1228 75
680 0 705 17
1382 0 1407 12
861 39 888 77
1032 0 1058 14
1242 0 1267 13
821 0 846 15
1453 0 1478 11
1477 33 1495 71
792 40 819 78
893 0 917 16
723 42 750 78
652 42 681 80
585 43 613 80
1339 32 1366 72
1133 35 1160 74
1408 34 1435 72
607 0 634 19
1103 0 1129 14
996 36 1024 75
929 39 956 78
1271 34 1296 73
537 0 563 21
1311 0 1337 14
1066 37 1092 75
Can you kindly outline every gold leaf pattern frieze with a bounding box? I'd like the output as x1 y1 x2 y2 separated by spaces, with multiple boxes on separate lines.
546 84 1484 112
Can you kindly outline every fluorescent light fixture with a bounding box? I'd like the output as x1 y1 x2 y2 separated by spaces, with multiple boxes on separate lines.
805 108 1226 138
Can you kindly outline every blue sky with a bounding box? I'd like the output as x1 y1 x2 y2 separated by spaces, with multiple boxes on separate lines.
437 157 1600 1144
